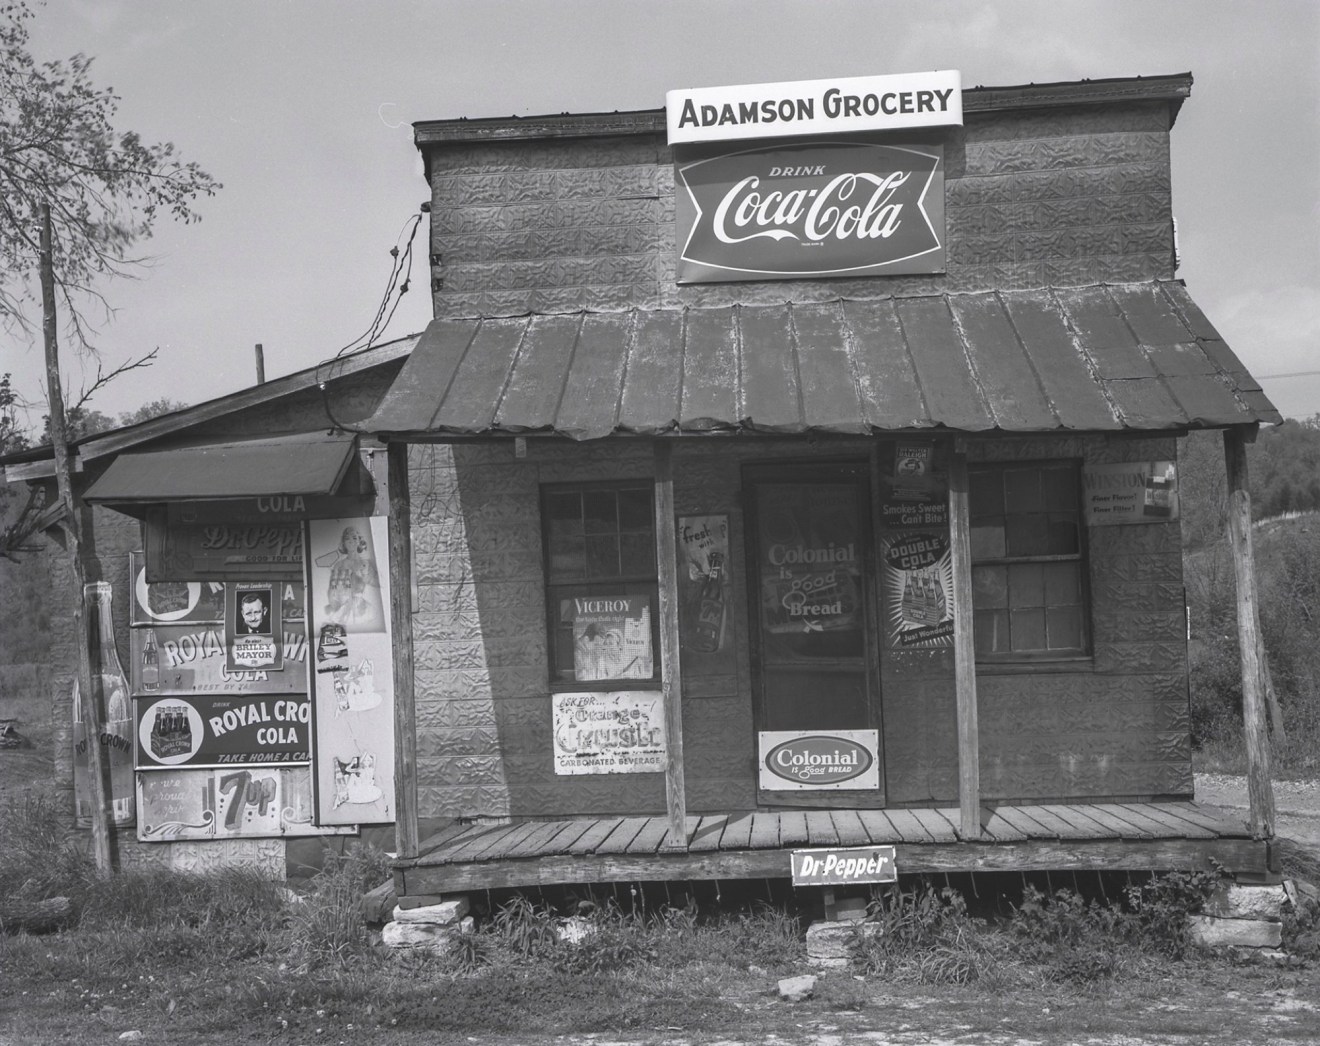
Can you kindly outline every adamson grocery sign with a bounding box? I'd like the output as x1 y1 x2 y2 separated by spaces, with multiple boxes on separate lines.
675 139 945 283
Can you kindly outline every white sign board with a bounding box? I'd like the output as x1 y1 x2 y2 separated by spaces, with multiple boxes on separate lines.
1082 461 1178 526
758 730 880 791
667 70 962 144
552 691 668 775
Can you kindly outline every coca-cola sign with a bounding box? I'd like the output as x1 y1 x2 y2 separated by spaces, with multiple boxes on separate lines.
675 140 944 283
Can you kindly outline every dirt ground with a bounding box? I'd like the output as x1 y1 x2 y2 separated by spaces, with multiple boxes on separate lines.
1196 773 1320 854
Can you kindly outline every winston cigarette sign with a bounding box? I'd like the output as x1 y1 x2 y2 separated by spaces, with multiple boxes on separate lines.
675 139 944 283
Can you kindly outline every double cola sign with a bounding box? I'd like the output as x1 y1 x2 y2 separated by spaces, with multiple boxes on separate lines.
675 139 944 284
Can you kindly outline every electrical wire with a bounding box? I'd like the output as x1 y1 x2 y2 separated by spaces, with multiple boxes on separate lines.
315 210 425 434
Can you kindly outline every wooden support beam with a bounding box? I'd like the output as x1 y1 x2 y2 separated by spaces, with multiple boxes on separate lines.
387 441 420 860
1223 427 1276 839
654 441 688 851
948 449 981 840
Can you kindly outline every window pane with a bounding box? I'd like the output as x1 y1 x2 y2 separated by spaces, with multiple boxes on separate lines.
582 491 618 534
1041 467 1078 511
969 469 1003 517
1006 514 1048 557
1004 468 1042 512
1009 563 1045 607
1045 515 1079 555
974 609 1009 654
619 533 654 576
548 536 587 578
545 492 582 537
1011 607 1047 650
970 520 1006 559
584 535 620 577
1044 562 1081 605
972 564 1008 609
1047 606 1083 650
617 489 652 530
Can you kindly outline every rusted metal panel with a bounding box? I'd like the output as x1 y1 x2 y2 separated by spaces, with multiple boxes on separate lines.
434 317 527 433
618 309 684 434
679 306 739 430
1006 293 1118 430
738 304 802 432
896 296 996 430
843 299 929 430
792 302 867 433
496 314 582 431
368 318 480 432
554 312 631 440
948 292 1056 430
1054 286 1155 380
366 281 1278 440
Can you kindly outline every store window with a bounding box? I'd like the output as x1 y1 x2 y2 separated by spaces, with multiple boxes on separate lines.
542 482 660 687
969 462 1089 661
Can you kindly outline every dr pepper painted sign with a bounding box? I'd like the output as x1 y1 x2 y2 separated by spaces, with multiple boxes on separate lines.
675 139 945 283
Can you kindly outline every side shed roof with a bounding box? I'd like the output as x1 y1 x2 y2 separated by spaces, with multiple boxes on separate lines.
365 281 1280 441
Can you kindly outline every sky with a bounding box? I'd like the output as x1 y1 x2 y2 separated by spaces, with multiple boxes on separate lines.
7 0 1319 430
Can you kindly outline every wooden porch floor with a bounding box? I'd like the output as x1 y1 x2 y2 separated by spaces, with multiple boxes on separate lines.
396 802 1274 896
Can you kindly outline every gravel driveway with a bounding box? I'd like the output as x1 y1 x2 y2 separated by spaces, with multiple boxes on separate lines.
1195 773 1320 853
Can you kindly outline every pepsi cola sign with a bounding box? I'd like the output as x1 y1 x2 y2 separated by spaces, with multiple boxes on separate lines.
675 140 944 283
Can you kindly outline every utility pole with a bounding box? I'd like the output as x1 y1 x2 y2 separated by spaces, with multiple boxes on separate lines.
40 203 112 875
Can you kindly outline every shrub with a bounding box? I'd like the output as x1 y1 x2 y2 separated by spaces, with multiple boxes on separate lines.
287 842 392 967
851 880 990 984
0 788 96 905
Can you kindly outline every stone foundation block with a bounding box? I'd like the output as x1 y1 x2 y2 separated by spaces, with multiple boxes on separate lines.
805 920 881 968
1204 884 1286 921
1187 914 1282 949
391 897 469 925
381 920 459 955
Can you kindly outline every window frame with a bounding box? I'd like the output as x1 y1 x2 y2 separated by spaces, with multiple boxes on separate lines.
968 459 1091 665
541 479 662 691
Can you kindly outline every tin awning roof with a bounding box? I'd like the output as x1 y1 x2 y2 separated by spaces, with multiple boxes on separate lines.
83 433 364 505
365 281 1280 441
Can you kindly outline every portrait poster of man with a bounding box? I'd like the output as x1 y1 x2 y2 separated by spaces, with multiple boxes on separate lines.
225 582 283 671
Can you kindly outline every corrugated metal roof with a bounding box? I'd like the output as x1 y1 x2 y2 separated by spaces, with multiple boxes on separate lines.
365 282 1280 440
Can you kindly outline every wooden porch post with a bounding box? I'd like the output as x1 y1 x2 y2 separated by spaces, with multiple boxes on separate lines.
387 441 420 860
1223 426 1276 839
948 446 982 840
654 441 688 850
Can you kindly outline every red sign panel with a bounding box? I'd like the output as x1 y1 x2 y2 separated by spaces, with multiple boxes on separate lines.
675 139 944 283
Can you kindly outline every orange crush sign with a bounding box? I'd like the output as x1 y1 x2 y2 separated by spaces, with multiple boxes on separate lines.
791 845 898 887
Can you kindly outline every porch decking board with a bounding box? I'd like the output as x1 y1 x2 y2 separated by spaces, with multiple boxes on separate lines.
497 821 573 860
567 817 623 855
978 809 1028 842
1119 804 1216 839
910 808 959 842
417 820 471 858
719 813 756 850
856 809 900 844
594 817 652 855
777 811 812 846
1024 805 1103 841
1161 802 1246 836
805 810 841 846
1068 804 1148 838
688 815 728 853
1090 804 1173 839
748 812 782 849
830 810 872 846
880 809 935 843
442 823 524 863
626 817 674 855
985 805 1052 839
1041 805 1120 839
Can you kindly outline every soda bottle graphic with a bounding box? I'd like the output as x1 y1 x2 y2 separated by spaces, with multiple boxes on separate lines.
141 628 160 691
691 551 726 653
87 581 135 826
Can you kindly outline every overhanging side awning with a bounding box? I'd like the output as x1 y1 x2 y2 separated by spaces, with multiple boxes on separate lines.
83 433 366 510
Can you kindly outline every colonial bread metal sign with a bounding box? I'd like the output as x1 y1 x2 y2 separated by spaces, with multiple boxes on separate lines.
758 730 880 790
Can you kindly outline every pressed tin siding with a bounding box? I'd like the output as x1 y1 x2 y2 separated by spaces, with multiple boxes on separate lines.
427 102 1174 319
408 432 1191 822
